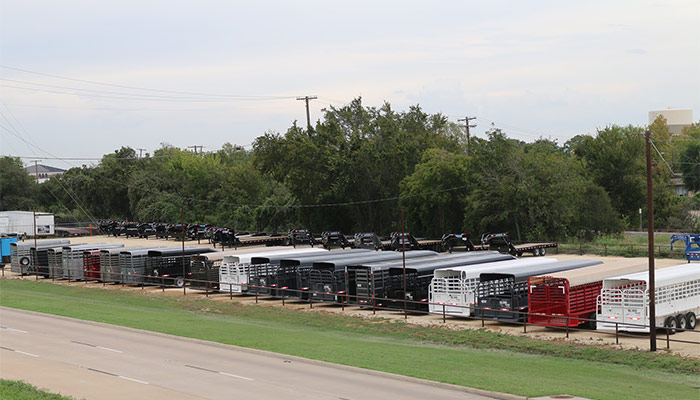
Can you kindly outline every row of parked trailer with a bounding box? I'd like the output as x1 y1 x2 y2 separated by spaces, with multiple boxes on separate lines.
7 239 699 333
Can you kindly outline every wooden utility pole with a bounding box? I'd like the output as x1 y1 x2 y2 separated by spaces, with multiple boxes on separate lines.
457 117 476 155
296 96 317 130
181 204 186 296
402 210 407 320
33 160 38 280
645 130 656 351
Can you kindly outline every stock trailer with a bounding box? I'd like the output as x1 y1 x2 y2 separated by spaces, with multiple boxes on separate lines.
63 243 124 280
218 247 326 293
145 247 217 287
10 239 70 274
188 248 293 290
119 247 171 284
100 246 157 283
476 260 602 322
597 263 700 332
527 259 650 328
308 250 438 302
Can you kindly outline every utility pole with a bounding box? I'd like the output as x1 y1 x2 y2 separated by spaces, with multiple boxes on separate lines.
187 145 203 155
457 116 476 156
296 96 317 130
136 148 146 159
33 160 38 280
645 130 657 352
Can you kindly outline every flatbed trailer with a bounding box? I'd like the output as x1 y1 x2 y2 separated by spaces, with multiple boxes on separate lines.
385 252 515 310
597 263 700 332
477 260 602 321
10 239 70 274
414 239 444 252
219 247 323 293
441 233 487 253
429 257 559 316
308 251 437 302
528 259 651 328
62 243 124 280
235 234 287 247
481 232 556 256
145 247 217 287
266 249 373 298
352 233 383 250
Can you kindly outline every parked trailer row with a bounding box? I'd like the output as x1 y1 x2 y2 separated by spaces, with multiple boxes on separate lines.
63 243 124 280
10 239 70 274
597 263 700 332
190 248 297 290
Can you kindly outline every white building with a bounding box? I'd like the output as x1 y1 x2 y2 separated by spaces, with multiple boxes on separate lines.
648 108 693 135
0 211 55 236
24 164 65 184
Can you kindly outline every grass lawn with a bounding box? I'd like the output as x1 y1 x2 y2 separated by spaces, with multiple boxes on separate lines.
1 279 699 400
0 379 76 400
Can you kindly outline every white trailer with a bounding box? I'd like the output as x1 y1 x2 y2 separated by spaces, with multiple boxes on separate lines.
0 211 54 236
429 257 558 316
219 248 326 293
62 243 124 280
597 263 700 332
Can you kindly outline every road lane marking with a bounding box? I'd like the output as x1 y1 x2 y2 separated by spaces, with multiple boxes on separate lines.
220 372 254 381
88 368 118 376
119 376 149 385
97 346 123 353
15 350 39 357
0 326 28 333
71 340 96 348
185 364 218 373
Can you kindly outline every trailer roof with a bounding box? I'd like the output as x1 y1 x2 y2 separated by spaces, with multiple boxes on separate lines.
277 249 374 267
223 248 327 265
147 247 217 257
10 239 70 249
62 243 124 252
119 246 173 256
349 251 513 272
434 257 558 278
531 259 650 287
602 262 700 287
312 250 438 270
388 253 516 274
254 249 366 265
480 260 602 282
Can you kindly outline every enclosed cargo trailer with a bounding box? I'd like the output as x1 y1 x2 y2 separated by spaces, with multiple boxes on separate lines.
1 236 18 263
528 259 650 328
477 260 602 321
597 263 700 332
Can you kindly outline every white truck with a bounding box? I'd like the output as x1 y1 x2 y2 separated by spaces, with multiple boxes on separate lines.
597 263 700 332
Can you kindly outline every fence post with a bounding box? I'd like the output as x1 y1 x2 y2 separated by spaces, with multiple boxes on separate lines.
666 329 670 349
443 304 446 323
631 245 634 257
255 287 258 304
615 323 619 345
206 283 209 298
229 283 232 300
579 242 582 255
309 292 313 309
481 308 485 327
161 275 165 292
282 295 285 306
523 314 527 333
604 244 607 257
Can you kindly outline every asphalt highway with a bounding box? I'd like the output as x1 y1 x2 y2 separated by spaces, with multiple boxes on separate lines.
0 307 492 400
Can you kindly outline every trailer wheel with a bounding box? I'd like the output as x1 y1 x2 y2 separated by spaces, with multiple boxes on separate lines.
174 276 185 288
540 248 546 256
676 314 687 331
664 316 677 334
686 312 696 330
587 312 597 329
517 252 523 257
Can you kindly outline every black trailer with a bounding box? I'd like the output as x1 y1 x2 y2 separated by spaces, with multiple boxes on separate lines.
441 233 487 253
385 252 516 310
481 232 557 256
32 242 81 277
119 247 170 284
286 229 316 247
353 233 384 250
253 249 371 298
145 247 217 287
390 232 419 251
321 231 350 249
309 250 438 302
476 260 602 321
347 252 515 308
189 250 246 290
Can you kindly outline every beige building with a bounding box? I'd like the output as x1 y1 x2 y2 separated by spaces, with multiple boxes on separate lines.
648 108 693 135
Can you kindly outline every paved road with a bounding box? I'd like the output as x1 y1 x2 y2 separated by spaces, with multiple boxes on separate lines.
0 308 493 400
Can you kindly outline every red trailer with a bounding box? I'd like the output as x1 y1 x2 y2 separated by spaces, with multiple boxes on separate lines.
83 250 102 281
528 260 648 328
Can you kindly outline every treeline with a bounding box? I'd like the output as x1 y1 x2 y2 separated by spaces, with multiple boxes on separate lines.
2 98 699 241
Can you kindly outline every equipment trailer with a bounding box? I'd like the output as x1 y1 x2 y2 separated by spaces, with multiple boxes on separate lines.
481 232 556 256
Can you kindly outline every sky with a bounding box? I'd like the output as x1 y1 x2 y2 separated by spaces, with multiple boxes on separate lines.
0 0 698 168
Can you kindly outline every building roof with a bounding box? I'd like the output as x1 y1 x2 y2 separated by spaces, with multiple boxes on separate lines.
24 164 66 174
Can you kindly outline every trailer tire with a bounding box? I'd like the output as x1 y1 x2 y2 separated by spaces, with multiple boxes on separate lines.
517 251 523 257
686 312 696 329
676 314 687 331
664 316 677 334
174 276 185 288
540 248 546 256
587 312 597 329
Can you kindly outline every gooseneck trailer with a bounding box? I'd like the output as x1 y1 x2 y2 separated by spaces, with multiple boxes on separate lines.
428 257 559 316
597 263 700 332
481 232 556 256
477 260 602 321
528 259 650 328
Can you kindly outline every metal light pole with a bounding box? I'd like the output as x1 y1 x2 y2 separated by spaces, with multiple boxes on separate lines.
645 130 656 352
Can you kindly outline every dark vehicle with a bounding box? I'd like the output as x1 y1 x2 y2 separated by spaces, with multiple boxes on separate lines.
481 232 557 257
477 260 601 321
286 229 315 247
145 247 217 287
390 232 419 251
309 250 437 302
353 233 384 250
441 233 483 253
137 223 157 238
321 231 350 249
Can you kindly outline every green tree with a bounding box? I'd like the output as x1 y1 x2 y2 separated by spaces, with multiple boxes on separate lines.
679 141 700 192
0 157 36 210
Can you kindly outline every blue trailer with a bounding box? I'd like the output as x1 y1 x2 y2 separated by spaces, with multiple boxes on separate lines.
670 234 700 261
1 236 18 263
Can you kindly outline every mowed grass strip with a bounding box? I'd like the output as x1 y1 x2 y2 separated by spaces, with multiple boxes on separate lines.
1 280 699 400
0 379 77 400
